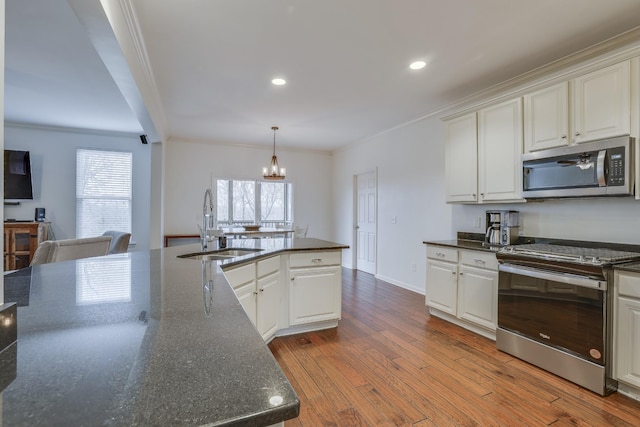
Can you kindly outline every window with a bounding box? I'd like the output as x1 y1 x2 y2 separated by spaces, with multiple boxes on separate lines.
76 148 132 238
216 179 292 227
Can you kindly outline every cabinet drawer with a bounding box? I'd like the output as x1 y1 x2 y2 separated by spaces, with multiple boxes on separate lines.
290 251 341 268
460 250 498 270
257 255 280 278
223 263 256 289
617 271 640 299
426 246 458 263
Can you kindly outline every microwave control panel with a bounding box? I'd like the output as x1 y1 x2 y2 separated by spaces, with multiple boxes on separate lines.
607 147 625 186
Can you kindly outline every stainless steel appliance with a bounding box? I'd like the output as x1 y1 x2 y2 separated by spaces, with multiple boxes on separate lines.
522 135 634 199
485 210 519 246
496 243 640 395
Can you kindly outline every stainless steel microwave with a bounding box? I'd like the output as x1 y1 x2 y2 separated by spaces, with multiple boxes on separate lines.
522 135 634 199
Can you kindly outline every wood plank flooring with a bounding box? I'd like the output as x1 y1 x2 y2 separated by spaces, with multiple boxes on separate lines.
268 268 640 426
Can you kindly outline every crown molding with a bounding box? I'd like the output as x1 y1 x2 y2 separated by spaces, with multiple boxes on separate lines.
441 27 640 119
5 121 143 138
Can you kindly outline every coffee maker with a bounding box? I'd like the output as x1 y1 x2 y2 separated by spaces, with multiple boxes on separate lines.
485 210 519 246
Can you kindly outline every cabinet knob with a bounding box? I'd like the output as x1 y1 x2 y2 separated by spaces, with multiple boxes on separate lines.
259 288 264 293
459 272 463 276
253 291 259 295
575 131 581 136
451 271 456 275
291 277 295 281
561 134 567 139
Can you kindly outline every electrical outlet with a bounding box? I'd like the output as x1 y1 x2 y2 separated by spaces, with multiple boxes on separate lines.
473 217 481 229
391 216 397 224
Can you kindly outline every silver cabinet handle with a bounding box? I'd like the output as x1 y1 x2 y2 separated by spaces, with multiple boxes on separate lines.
474 259 486 264
435 252 445 258
312 258 322 263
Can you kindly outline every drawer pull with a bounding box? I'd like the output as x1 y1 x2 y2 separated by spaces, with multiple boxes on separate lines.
474 259 486 264
311 258 323 263
435 252 445 258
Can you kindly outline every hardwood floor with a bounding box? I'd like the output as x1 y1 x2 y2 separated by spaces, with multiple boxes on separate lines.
268 268 640 426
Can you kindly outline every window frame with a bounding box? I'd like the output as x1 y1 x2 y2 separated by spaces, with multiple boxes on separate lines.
215 178 293 228
76 147 133 238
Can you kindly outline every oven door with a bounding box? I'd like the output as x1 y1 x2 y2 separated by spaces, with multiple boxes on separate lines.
498 263 607 365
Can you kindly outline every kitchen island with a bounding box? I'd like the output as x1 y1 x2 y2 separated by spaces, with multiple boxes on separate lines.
2 237 347 426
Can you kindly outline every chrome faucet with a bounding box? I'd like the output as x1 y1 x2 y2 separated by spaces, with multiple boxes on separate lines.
202 188 215 250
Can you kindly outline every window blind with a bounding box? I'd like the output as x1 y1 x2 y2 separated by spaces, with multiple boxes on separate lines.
76 149 132 238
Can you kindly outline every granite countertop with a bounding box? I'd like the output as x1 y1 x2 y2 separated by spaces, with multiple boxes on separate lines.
613 261 640 273
2 237 346 426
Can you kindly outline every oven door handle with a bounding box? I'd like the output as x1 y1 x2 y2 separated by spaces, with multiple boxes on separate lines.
498 263 607 290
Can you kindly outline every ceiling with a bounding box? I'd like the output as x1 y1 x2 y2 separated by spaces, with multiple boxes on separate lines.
5 0 640 151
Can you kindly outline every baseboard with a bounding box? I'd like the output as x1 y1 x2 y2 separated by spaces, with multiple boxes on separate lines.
617 383 640 401
429 307 496 341
375 274 424 295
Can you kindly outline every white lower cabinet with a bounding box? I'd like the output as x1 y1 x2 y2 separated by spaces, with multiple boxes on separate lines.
426 245 498 339
457 264 498 331
223 250 343 341
614 271 640 392
224 256 281 341
289 251 342 326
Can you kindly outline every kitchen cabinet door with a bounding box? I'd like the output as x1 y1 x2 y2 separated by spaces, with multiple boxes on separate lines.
478 97 524 202
235 281 257 326
524 82 569 152
572 60 630 144
426 258 458 316
457 264 498 331
445 113 478 203
616 296 640 389
257 271 280 340
289 265 341 326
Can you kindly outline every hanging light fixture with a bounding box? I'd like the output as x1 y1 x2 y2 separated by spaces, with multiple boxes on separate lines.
263 126 286 180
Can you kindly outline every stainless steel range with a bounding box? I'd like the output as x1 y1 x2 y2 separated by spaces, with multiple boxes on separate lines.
496 243 640 395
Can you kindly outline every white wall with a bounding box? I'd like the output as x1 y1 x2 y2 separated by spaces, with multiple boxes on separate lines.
453 199 640 245
4 124 152 250
332 116 452 294
163 139 333 240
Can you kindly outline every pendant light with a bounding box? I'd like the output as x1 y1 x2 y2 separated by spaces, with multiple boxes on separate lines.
263 126 286 180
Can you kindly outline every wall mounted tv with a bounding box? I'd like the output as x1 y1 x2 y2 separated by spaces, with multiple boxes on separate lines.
4 150 34 200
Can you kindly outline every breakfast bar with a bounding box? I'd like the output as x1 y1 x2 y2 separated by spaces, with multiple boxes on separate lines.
1 237 347 426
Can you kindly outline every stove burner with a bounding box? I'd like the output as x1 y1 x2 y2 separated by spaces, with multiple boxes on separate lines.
499 243 640 266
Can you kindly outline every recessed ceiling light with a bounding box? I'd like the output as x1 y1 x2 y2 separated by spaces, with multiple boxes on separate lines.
409 61 426 70
272 78 286 86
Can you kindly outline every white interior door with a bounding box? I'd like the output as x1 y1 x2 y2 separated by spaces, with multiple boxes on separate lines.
356 171 377 275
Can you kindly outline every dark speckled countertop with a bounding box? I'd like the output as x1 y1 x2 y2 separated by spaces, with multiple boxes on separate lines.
2 237 347 426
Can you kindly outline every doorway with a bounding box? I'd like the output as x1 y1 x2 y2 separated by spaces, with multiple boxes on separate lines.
354 171 377 275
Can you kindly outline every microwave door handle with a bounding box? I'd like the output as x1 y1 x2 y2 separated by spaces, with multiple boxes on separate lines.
597 149 606 186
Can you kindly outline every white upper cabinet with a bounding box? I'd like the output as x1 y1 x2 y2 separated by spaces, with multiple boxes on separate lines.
524 82 569 152
572 60 630 144
445 113 478 203
478 97 524 202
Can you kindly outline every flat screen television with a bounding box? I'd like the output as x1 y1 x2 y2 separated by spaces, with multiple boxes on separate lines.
4 150 34 200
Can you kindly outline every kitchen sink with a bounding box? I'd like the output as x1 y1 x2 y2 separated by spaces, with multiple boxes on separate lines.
178 248 264 261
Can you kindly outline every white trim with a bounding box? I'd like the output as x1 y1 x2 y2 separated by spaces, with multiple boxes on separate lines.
4 121 142 139
428 307 496 341
375 273 423 295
